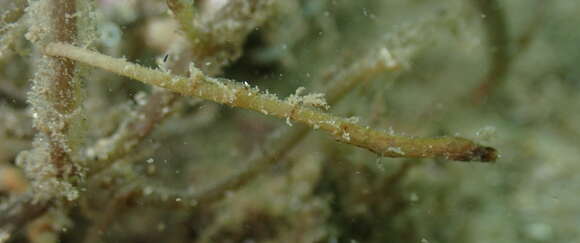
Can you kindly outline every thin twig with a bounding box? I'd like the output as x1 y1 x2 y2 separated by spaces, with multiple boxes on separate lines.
48 38 498 210
89 13 499 213
44 43 497 162
51 40 498 210
51 16 499 210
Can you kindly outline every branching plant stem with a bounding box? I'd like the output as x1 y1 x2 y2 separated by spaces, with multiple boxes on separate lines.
44 43 497 163
85 90 179 174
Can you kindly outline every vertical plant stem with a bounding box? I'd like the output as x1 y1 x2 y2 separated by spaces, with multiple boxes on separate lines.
37 0 78 178
19 0 83 201
1 0 82 239
471 0 510 103
46 0 78 172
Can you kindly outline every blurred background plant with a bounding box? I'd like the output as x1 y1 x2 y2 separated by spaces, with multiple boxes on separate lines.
1 0 579 242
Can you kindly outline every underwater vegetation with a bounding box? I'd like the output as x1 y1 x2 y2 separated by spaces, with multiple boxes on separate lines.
0 0 579 242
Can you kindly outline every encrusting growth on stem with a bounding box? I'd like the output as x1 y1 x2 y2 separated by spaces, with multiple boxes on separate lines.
40 0 79 165
16 0 85 202
44 43 497 162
